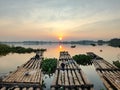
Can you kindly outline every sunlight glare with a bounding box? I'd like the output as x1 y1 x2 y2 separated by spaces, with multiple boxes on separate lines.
59 37 62 41
59 45 62 49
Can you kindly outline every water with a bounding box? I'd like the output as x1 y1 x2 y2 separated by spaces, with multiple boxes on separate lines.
0 43 120 90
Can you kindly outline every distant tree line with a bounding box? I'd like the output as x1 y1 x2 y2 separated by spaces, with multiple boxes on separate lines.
108 38 120 47
97 38 120 47
0 38 120 47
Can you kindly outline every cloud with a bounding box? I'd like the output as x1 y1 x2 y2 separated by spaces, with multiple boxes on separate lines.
0 0 120 41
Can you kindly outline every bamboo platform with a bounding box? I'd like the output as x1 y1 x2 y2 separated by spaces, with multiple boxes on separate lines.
0 51 44 90
87 52 120 90
51 51 94 90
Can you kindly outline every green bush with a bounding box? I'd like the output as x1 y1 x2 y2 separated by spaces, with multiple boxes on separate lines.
113 60 120 68
0 44 11 56
41 58 57 74
73 54 92 65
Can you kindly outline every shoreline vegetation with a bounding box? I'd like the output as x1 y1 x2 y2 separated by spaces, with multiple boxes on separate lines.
0 43 46 56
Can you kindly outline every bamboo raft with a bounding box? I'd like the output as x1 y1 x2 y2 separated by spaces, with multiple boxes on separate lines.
0 51 44 90
51 51 94 90
87 52 120 90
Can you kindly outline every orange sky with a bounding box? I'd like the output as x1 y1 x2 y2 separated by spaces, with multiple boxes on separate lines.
0 0 120 41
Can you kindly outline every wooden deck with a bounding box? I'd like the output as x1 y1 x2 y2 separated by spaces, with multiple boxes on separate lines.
0 52 44 90
87 52 120 90
51 51 94 90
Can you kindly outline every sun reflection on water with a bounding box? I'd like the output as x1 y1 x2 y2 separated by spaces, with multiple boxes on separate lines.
59 44 64 51
59 45 62 49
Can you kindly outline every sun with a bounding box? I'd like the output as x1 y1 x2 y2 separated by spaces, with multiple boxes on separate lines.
59 37 62 41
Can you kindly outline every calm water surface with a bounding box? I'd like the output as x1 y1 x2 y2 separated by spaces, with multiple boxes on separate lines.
0 44 120 90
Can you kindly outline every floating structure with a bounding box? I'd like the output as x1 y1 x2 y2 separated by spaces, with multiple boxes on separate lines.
90 43 96 46
71 45 76 48
87 52 120 90
0 51 45 90
51 51 94 90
